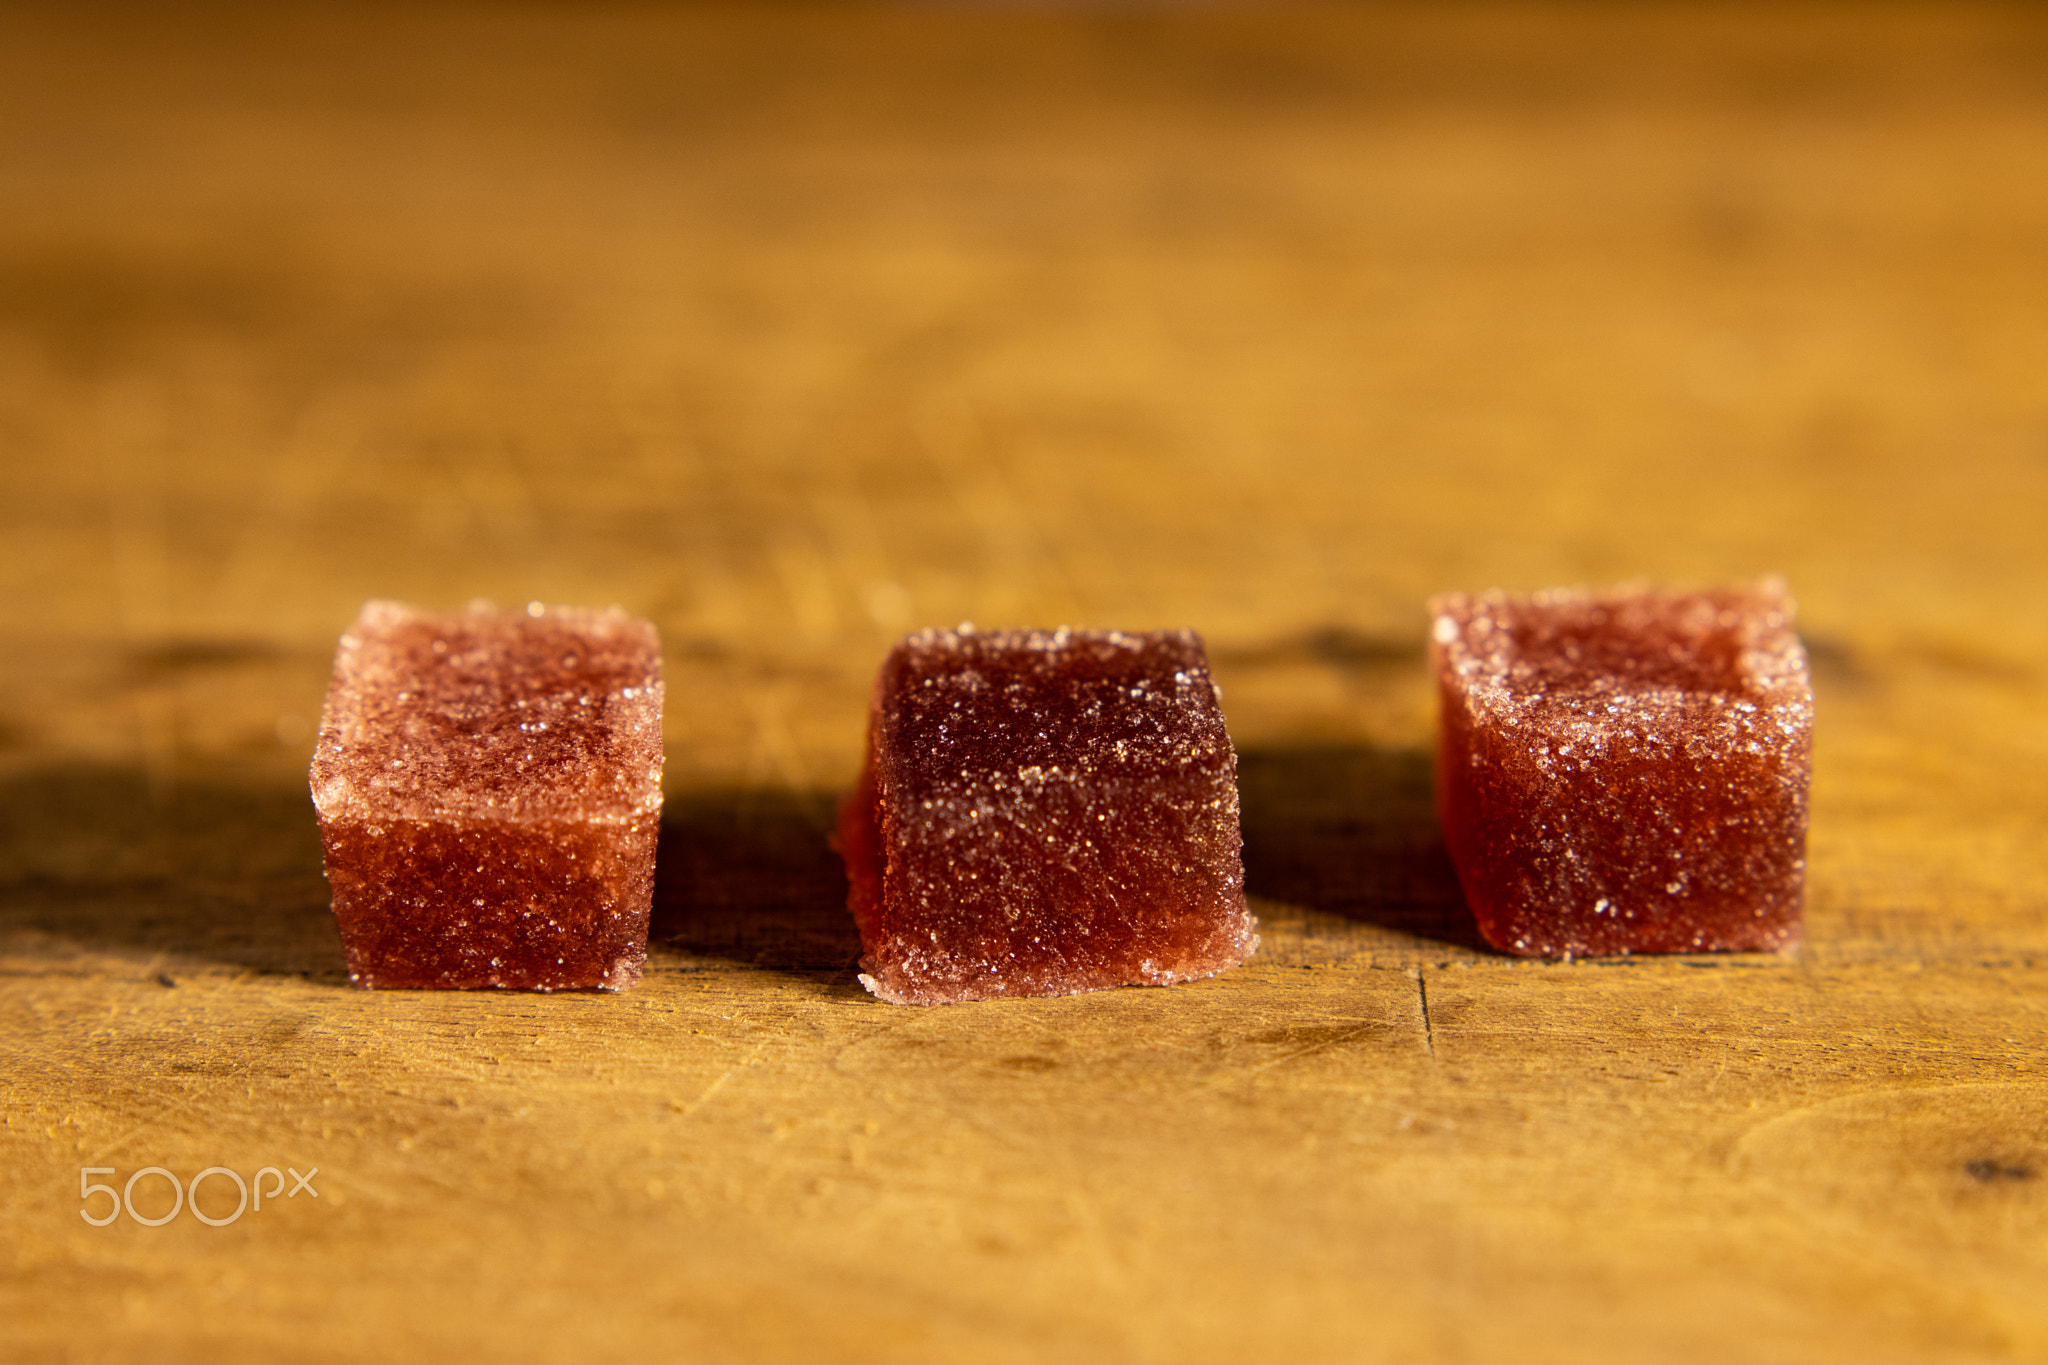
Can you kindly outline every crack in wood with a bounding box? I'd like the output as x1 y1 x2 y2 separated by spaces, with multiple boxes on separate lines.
1413 967 1435 1060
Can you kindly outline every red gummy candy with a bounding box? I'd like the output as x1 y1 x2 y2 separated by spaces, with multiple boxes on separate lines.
1430 581 1811 957
837 626 1257 1005
310 600 664 990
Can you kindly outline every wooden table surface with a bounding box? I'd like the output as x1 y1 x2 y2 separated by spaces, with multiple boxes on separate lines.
4 4 2046 1361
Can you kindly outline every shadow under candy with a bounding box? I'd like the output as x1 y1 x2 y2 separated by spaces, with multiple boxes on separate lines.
0 762 346 980
653 740 1486 980
0 743 1478 989
1235 741 1484 954
650 789 862 979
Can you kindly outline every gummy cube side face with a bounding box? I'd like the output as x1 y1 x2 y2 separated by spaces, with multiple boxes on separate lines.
310 602 663 991
321 816 657 989
845 627 1256 1005
1431 585 1812 957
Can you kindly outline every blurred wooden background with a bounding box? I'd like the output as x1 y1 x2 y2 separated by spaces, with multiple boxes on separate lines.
3 3 2045 1361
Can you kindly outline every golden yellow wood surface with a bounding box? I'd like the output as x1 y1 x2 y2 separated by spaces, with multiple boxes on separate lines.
4 4 2047 1361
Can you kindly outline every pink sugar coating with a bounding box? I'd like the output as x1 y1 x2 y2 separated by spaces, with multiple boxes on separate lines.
1431 579 1811 957
839 626 1257 1005
310 600 663 990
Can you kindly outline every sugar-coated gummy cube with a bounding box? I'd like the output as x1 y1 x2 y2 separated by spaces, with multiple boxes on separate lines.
310 600 664 990
1430 580 1812 957
837 626 1257 1005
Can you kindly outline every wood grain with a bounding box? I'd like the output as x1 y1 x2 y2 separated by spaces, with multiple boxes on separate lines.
3 4 2046 1361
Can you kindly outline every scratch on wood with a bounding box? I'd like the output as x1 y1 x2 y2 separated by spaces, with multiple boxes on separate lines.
672 1039 768 1118
1212 1020 1382 1084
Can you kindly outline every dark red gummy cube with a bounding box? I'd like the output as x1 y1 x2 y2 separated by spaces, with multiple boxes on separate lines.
837 626 1257 1005
310 600 664 990
1430 580 1811 957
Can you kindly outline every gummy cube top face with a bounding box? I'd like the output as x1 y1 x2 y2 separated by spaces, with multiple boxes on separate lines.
311 601 663 829
839 626 1256 1005
1430 582 1812 957
310 601 664 990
